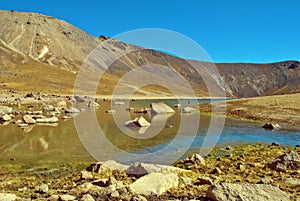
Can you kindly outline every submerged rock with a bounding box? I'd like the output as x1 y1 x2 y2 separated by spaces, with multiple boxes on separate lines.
206 183 290 201
266 151 300 171
182 107 197 113
36 117 59 123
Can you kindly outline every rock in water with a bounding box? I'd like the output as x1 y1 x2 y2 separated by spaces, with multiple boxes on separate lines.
129 172 178 196
64 107 80 113
266 151 300 171
262 123 280 130
36 117 59 123
206 183 290 201
125 116 151 127
182 107 197 113
150 102 175 114
88 101 99 108
23 115 36 124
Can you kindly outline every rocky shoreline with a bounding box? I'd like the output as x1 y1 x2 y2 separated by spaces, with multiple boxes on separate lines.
0 143 299 201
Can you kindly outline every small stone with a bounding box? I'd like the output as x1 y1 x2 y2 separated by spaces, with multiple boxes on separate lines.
211 167 222 174
36 184 49 194
131 195 148 201
225 146 232 150
92 178 109 187
80 194 95 201
259 177 273 184
80 170 93 180
271 142 280 146
110 191 119 198
179 177 193 185
236 163 246 171
194 176 213 185
48 195 60 201
59 194 76 201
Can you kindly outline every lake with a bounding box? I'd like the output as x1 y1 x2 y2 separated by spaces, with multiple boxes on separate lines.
0 99 299 166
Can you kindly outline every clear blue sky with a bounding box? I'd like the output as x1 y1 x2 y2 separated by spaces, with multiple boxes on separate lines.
1 0 299 63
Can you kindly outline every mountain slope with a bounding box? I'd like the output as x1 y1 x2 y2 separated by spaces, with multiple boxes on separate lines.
0 10 300 98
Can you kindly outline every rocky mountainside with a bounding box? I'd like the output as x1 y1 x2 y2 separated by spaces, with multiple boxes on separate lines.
0 10 300 97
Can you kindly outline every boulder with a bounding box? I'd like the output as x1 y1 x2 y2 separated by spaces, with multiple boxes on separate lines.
80 170 93 180
86 160 129 173
0 114 12 121
129 172 178 196
36 117 59 123
35 184 49 194
88 101 99 108
64 107 80 113
56 100 67 108
150 102 175 114
124 162 185 177
266 151 300 171
194 176 213 185
125 116 150 127
43 105 55 112
23 115 36 124
182 107 197 113
59 194 76 201
0 106 12 114
81 194 95 201
206 183 290 201
262 123 280 130
177 153 206 169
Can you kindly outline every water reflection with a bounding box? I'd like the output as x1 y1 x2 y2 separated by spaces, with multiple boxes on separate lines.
0 99 299 166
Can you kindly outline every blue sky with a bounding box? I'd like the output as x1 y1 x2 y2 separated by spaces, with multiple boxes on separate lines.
1 0 299 63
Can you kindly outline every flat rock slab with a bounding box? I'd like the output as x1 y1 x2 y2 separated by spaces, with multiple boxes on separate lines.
206 183 290 201
129 172 178 196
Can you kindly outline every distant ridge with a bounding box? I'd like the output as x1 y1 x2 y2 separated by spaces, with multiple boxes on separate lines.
0 10 299 97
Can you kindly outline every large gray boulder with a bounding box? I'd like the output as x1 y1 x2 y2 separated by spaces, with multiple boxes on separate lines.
129 172 178 196
266 151 300 171
206 183 290 201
